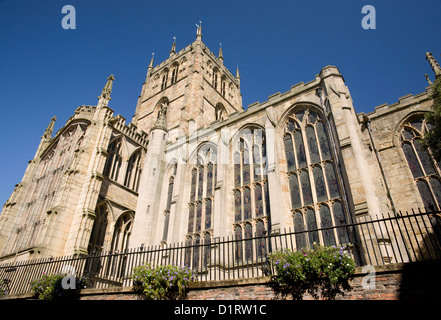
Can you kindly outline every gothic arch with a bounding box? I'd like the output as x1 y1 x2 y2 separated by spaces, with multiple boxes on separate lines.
230 125 271 253
393 110 434 148
186 143 217 270
395 112 441 210
88 201 113 253
280 103 352 249
103 135 125 181
188 141 218 166
154 97 170 114
278 102 324 130
215 102 227 121
161 68 169 90
124 147 143 192
170 62 179 84
230 123 266 151
110 210 134 252
161 161 178 242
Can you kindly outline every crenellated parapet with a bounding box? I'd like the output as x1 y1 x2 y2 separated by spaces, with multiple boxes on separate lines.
111 114 149 148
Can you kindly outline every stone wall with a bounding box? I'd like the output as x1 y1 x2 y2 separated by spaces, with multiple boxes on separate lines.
78 261 441 300
2 261 440 301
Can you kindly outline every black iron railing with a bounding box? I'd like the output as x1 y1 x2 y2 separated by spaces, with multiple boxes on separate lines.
1 209 440 296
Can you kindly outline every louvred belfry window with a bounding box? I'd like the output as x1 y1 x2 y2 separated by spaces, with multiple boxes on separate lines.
400 115 441 210
283 107 350 249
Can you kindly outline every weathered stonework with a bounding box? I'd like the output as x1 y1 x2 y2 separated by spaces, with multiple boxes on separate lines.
0 28 439 267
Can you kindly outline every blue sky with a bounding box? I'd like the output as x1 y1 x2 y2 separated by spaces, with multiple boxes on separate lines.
0 0 441 205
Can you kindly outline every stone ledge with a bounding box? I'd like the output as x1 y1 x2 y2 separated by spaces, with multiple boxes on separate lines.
189 276 270 290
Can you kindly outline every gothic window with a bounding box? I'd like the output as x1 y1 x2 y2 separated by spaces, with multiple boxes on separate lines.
400 115 441 210
124 149 142 192
293 212 306 250
171 63 179 84
88 204 109 253
103 137 123 182
304 208 318 247
104 211 134 277
215 103 227 121
212 67 219 90
320 204 336 246
233 128 271 261
162 164 176 242
188 148 216 236
186 146 216 270
110 212 133 253
283 107 350 249
221 75 226 97
161 69 169 90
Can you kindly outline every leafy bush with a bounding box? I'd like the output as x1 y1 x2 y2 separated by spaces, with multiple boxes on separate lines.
268 244 356 300
132 263 196 300
30 272 87 300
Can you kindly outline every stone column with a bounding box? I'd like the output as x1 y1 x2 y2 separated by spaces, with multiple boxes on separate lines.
130 128 168 248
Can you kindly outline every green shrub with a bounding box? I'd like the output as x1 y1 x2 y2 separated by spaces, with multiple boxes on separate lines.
268 244 356 300
132 263 196 300
30 272 87 300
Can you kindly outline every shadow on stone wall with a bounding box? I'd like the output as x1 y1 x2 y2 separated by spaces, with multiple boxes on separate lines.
399 259 441 299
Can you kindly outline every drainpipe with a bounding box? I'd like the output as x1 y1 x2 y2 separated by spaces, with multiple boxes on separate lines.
361 114 397 215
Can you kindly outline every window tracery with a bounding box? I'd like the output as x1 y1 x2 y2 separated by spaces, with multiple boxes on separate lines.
233 128 270 261
103 137 123 182
400 115 441 210
283 107 349 249
162 164 177 242
124 149 142 192
185 146 217 268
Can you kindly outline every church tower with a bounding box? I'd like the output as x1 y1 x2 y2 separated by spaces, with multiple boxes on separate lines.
131 23 242 135
129 25 242 248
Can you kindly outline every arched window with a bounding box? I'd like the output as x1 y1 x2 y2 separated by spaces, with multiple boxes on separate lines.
124 149 142 192
187 146 217 239
233 128 271 261
221 75 226 97
162 164 176 242
400 115 441 210
283 107 350 249
88 204 109 253
103 211 134 277
215 103 227 121
186 146 217 271
212 67 219 90
161 69 169 90
171 63 179 84
111 212 133 252
103 138 123 182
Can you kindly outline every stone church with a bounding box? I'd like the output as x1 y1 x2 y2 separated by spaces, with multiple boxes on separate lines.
0 25 440 263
